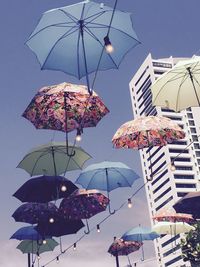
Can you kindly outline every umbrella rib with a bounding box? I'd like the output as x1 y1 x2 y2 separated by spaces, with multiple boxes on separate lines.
58 8 79 23
29 151 50 176
175 72 189 111
41 26 79 70
83 10 107 23
77 23 81 79
112 168 134 187
80 169 104 190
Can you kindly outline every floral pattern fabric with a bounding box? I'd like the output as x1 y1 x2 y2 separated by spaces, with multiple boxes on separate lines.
59 189 109 219
23 82 109 133
153 207 194 223
112 116 185 149
108 238 142 256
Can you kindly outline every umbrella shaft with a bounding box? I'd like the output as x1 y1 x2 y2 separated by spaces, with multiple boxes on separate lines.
187 67 200 106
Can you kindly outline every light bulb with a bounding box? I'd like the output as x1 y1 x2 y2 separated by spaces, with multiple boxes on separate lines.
61 185 67 192
170 163 176 172
73 243 77 250
42 239 47 245
97 224 100 233
49 217 54 223
37 252 40 260
128 198 132 208
56 256 59 263
76 134 82 142
104 36 114 53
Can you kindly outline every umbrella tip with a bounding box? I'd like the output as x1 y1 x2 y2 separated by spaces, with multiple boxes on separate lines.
100 3 104 9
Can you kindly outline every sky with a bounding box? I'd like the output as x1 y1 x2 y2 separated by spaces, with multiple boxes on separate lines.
1 0 200 266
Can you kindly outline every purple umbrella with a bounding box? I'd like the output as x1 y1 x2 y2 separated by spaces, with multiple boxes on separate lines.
59 189 109 234
12 202 59 225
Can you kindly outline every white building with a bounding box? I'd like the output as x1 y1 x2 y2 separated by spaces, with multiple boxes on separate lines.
129 54 200 267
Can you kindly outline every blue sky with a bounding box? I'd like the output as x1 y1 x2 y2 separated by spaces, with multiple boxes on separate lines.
1 0 200 266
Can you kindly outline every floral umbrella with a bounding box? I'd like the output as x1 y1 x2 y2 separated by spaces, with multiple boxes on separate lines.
12 202 60 225
112 116 185 149
23 82 109 155
108 238 142 267
59 189 109 233
153 206 194 223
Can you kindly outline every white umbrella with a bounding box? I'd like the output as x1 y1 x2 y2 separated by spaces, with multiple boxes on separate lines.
152 221 195 235
151 56 200 112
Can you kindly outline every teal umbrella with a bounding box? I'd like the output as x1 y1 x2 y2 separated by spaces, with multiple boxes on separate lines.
17 238 59 254
17 141 91 176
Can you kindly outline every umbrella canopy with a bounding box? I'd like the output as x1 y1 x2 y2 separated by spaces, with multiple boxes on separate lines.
75 161 140 192
112 115 185 149
173 191 200 219
35 216 84 237
59 189 109 219
17 238 58 254
121 226 159 242
151 56 200 112
152 221 195 235
26 0 140 81
10 226 50 241
108 238 142 257
13 175 78 203
153 206 193 223
12 202 60 225
22 82 109 134
17 141 91 176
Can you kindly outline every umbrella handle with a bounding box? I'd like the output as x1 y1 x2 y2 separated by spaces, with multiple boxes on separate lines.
108 203 115 215
84 219 90 234
66 148 76 157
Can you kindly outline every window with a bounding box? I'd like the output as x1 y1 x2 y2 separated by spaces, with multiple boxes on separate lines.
175 166 192 171
177 192 188 197
155 196 173 211
151 161 167 177
136 75 150 94
161 108 175 113
171 140 187 145
138 80 151 101
139 91 152 108
165 255 182 266
152 169 168 186
163 245 180 257
189 120 195 126
171 157 191 162
194 143 200 149
187 113 193 119
164 115 182 121
149 153 165 169
190 127 196 133
192 135 199 142
153 178 170 194
196 151 200 157
147 146 163 161
153 62 172 68
154 187 171 202
176 183 196 188
169 149 189 154
174 174 194 179
135 66 149 87
161 235 180 247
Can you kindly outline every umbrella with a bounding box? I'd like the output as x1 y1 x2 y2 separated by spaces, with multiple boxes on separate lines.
153 206 194 223
13 175 78 203
151 56 200 112
35 216 84 237
17 238 58 254
59 189 109 233
10 226 50 241
173 191 200 219
17 141 91 176
112 115 185 149
152 221 195 235
26 0 140 94
108 238 142 267
12 202 60 225
22 82 109 155
121 226 159 260
75 161 140 214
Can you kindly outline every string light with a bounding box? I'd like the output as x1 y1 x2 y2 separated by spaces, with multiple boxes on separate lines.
73 243 77 250
128 198 132 208
170 163 176 171
56 256 59 263
104 36 114 53
97 224 100 233
61 185 67 192
49 217 54 223
42 239 47 245
75 129 82 142
37 252 40 260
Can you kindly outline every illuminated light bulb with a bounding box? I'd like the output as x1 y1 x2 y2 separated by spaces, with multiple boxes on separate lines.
100 3 104 9
76 129 82 142
97 224 100 233
104 36 114 53
61 185 67 192
187 244 191 248
37 252 40 260
49 217 54 223
56 256 59 263
170 163 176 172
42 239 47 245
73 243 77 250
128 198 132 208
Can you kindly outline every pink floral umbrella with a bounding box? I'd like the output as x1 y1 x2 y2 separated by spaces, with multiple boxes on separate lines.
153 207 194 223
112 116 185 149
59 189 109 234
23 82 109 155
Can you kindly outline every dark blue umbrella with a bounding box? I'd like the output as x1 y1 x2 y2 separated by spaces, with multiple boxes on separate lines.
26 0 140 93
121 226 159 260
13 175 78 203
35 216 84 237
12 202 60 225
75 161 140 214
10 226 50 241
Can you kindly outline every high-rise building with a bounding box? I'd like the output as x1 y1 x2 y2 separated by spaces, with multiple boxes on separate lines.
129 54 200 267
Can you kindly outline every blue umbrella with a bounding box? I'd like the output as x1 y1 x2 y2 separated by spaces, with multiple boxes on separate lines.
26 0 140 93
10 226 50 241
13 175 78 203
121 226 159 260
75 161 140 214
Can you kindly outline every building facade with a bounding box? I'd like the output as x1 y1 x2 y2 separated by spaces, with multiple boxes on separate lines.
129 54 200 267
